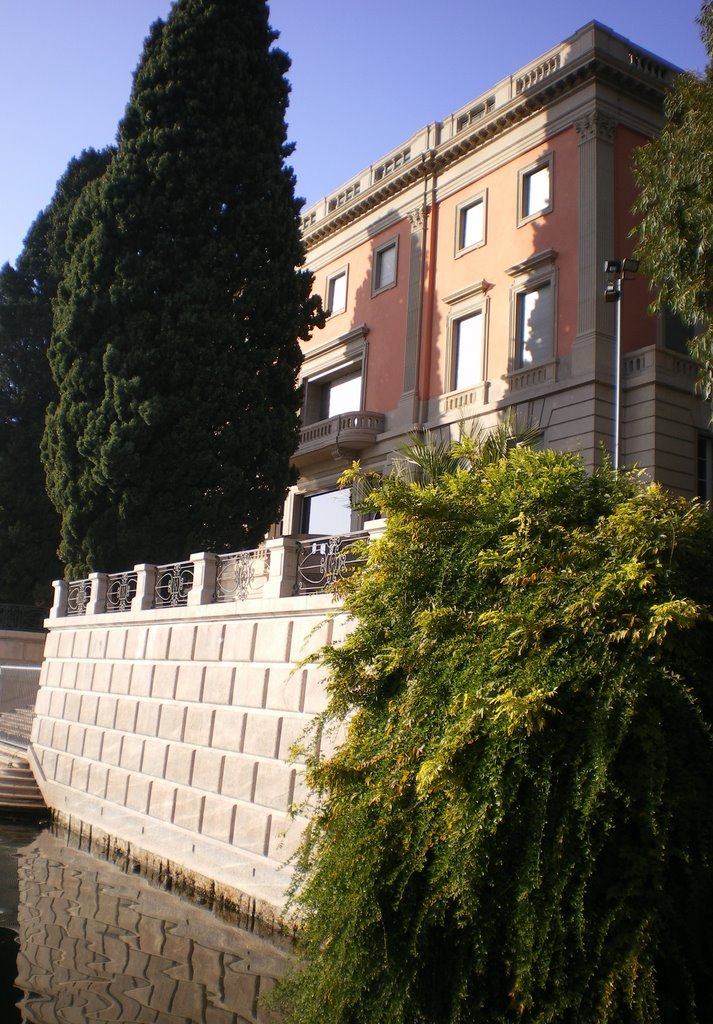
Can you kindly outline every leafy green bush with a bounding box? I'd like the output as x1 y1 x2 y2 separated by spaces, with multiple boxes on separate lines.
279 442 713 1023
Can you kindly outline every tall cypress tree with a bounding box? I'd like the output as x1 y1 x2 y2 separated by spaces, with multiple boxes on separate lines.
0 149 111 605
43 0 321 578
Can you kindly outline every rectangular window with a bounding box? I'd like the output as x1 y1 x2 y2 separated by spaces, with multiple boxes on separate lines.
327 270 347 314
516 282 553 367
518 157 553 225
320 370 362 419
453 312 484 390
458 197 485 252
373 239 397 293
302 488 352 536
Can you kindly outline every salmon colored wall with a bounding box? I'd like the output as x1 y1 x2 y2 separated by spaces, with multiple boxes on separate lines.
614 126 658 353
303 220 410 414
428 128 580 400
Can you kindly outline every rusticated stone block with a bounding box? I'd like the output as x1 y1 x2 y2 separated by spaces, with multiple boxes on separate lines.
168 623 196 661
120 735 144 772
165 745 195 786
157 704 186 742
66 724 86 756
302 664 331 715
49 689 67 719
151 664 178 701
101 733 123 767
141 740 169 778
82 726 103 762
242 714 280 759
200 794 236 844
72 630 91 659
288 614 332 662
229 801 272 856
79 693 100 725
184 705 214 746
202 664 234 705
173 788 204 831
105 628 127 660
87 629 109 659
277 715 311 762
211 710 246 753
110 662 132 695
125 775 151 814
135 701 161 737
193 621 225 662
232 665 268 708
42 659 64 687
253 619 291 663
105 769 128 806
57 630 75 658
253 762 295 811
70 759 89 792
115 699 138 733
191 748 224 793
269 809 304 862
176 663 205 702
265 666 304 713
52 721 70 752
145 625 171 661
148 779 176 822
130 662 154 697
76 661 96 691
221 619 256 662
124 626 148 660
87 761 108 797
96 696 117 730
220 755 255 801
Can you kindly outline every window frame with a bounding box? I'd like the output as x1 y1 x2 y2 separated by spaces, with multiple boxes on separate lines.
517 153 553 227
443 281 491 395
454 190 487 257
326 266 348 316
372 236 399 296
506 251 558 373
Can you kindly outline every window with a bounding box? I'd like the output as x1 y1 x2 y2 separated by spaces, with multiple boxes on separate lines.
303 361 363 424
455 193 486 255
516 282 554 367
453 312 484 390
373 238 398 293
302 488 352 535
327 269 347 314
518 156 553 225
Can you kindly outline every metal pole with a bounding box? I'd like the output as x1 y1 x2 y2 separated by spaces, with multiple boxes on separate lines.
613 275 622 474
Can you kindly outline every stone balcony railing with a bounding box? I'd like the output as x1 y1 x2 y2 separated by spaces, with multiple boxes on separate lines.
49 521 387 620
295 411 386 466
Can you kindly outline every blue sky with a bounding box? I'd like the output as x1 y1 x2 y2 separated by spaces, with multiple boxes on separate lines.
0 0 707 269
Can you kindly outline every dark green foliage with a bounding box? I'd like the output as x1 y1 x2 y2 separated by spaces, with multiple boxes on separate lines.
279 441 713 1024
633 2 713 395
0 149 111 605
43 0 322 577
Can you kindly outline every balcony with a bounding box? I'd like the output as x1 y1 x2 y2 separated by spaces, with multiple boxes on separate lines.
295 410 386 466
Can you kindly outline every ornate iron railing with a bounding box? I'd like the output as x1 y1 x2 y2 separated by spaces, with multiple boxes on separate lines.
154 561 194 608
215 547 269 603
0 604 47 633
295 532 367 594
105 571 138 613
66 580 91 617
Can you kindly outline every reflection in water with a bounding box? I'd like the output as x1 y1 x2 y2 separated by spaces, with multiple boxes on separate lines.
14 830 292 1023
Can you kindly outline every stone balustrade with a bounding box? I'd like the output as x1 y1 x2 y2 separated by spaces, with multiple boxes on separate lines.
51 522 387 621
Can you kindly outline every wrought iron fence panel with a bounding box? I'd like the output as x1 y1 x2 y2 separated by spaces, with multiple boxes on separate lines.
0 604 46 632
295 532 367 594
0 664 41 746
105 572 138 613
154 561 194 608
66 580 91 616
215 547 269 603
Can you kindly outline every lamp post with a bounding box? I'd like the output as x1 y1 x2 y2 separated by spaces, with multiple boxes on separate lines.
604 258 639 473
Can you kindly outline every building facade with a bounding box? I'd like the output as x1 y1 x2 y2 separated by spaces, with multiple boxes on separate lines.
284 21 711 540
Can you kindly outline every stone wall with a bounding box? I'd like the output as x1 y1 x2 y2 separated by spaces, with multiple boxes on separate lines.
0 628 46 666
29 593 351 923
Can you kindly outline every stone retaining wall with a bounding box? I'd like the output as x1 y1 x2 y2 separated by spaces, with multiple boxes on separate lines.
29 594 350 922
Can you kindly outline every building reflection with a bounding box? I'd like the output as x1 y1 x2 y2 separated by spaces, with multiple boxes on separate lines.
14 830 291 1022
